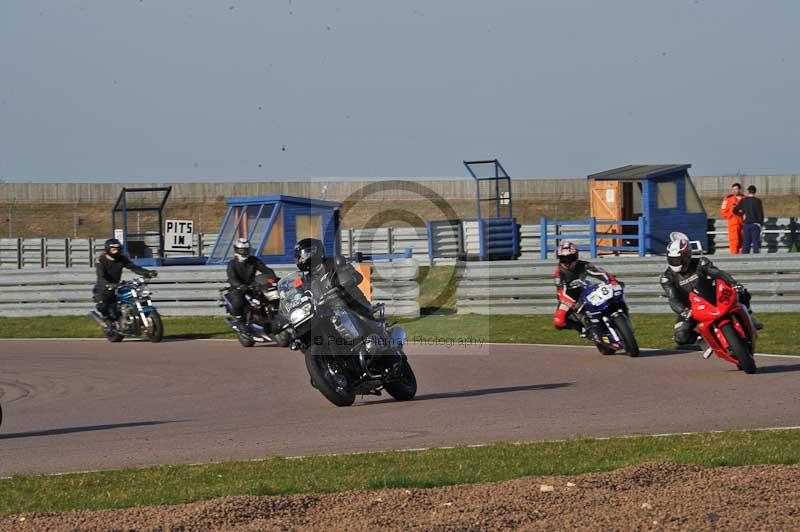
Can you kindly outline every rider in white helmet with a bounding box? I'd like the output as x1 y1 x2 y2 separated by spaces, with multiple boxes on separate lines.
660 236 761 346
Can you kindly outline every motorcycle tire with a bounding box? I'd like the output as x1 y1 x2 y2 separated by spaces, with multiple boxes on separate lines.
383 352 417 401
105 328 124 343
274 330 291 348
595 343 616 356
146 311 164 343
720 322 757 374
304 345 355 407
613 314 640 357
238 333 256 348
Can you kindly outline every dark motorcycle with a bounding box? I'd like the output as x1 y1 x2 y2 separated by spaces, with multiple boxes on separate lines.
221 273 290 348
572 277 639 357
89 277 163 343
276 270 417 407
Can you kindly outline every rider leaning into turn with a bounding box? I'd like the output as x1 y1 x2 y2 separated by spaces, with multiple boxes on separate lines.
660 237 762 347
293 237 374 321
226 238 278 330
94 238 156 325
552 241 618 339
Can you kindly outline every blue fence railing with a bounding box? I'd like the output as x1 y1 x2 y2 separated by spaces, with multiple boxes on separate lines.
540 216 646 259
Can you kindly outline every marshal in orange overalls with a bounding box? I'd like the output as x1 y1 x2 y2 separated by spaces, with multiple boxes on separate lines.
720 193 744 254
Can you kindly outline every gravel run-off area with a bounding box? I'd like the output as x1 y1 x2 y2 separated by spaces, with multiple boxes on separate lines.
3 462 799 531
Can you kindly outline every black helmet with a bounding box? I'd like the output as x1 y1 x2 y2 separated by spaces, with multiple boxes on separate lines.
294 238 325 271
104 238 122 257
233 238 251 261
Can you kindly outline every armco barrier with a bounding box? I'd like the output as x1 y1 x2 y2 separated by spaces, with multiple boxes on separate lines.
0 259 420 318
1 219 797 269
456 255 800 314
708 217 798 254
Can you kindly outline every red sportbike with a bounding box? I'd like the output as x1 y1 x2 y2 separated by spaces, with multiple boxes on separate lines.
689 278 757 374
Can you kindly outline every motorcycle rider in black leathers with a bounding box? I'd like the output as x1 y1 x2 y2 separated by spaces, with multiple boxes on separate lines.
94 238 157 325
227 238 278 331
660 237 762 347
293 238 375 324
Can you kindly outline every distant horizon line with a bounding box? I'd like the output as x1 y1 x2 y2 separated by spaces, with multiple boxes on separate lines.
3 172 799 184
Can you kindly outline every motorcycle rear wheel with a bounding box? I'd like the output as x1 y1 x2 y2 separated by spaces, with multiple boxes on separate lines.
145 311 164 343
304 345 355 407
721 323 757 374
383 352 417 401
238 333 256 348
613 314 640 357
105 328 124 343
595 343 616 355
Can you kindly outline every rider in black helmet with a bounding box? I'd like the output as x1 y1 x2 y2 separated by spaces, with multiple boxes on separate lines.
293 238 373 319
94 238 157 325
226 238 278 331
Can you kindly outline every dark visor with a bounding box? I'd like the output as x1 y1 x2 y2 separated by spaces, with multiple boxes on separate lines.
667 255 684 266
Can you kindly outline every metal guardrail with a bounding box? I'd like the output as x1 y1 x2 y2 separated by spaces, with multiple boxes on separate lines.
456 255 800 315
0 259 421 318
539 217 645 259
2 219 798 270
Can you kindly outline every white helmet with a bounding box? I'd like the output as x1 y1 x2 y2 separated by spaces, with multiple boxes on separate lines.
666 238 691 272
233 238 251 262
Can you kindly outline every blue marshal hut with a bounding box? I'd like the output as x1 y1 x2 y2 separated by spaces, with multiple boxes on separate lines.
587 164 708 254
207 195 342 265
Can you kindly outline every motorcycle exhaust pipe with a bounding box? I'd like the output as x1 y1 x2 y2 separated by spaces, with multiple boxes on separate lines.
88 311 106 327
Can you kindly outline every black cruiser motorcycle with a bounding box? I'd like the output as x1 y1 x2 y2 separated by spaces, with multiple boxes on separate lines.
276 271 417 406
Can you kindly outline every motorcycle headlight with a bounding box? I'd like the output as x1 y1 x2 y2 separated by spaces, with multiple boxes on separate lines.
290 307 309 325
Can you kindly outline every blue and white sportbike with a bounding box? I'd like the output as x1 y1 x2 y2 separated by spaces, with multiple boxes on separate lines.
573 278 639 357
90 277 163 343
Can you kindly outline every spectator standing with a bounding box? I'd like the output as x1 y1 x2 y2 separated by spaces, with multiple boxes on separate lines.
736 185 765 254
719 182 744 254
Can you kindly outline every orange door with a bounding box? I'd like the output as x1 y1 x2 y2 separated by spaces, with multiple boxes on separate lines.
589 180 622 252
354 263 372 302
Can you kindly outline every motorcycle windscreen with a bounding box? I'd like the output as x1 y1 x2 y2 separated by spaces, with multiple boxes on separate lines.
692 277 717 306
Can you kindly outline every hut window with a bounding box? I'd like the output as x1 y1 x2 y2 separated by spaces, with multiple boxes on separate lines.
296 215 323 240
685 177 704 213
656 181 677 209
262 207 284 255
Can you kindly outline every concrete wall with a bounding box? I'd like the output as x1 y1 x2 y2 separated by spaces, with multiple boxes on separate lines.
2 175 798 202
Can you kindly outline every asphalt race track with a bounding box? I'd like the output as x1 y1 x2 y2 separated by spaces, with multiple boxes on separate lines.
1 339 799 476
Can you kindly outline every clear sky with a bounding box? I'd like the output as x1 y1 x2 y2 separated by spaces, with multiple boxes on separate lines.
1 0 798 182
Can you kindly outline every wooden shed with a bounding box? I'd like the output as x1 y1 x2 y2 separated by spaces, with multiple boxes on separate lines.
587 164 707 254
207 195 341 264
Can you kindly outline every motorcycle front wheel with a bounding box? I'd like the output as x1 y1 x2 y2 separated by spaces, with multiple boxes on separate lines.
721 322 757 374
383 352 417 401
145 311 164 343
613 314 640 357
304 345 355 407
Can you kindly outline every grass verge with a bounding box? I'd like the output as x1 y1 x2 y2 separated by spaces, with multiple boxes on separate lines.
1 428 799 516
1 313 797 355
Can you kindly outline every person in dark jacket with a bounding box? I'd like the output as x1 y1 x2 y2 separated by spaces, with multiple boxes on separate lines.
293 237 374 321
735 185 765 254
226 238 278 329
660 237 761 347
94 238 157 323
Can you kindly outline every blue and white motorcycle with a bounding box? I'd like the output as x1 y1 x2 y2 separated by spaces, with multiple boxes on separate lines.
90 277 163 343
572 278 639 357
